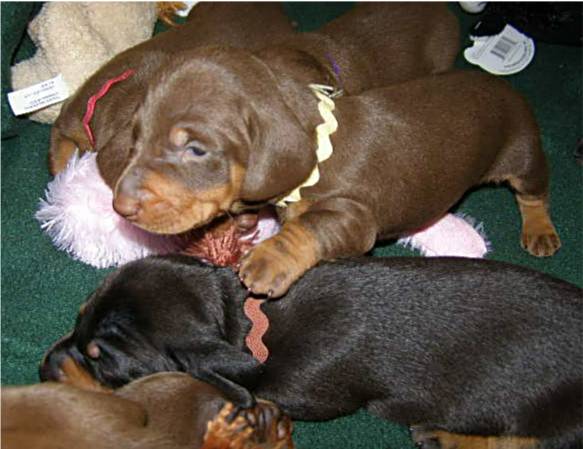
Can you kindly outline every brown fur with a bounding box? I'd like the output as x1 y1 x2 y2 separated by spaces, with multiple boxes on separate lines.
2 373 292 449
117 48 560 296
110 3 461 239
411 427 540 449
48 3 295 183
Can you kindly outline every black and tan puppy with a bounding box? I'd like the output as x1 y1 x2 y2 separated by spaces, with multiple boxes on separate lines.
3 372 293 449
41 256 582 449
48 2 296 185
113 56 560 297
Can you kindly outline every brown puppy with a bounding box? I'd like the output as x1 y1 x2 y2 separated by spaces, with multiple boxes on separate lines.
48 3 295 186
109 3 458 195
112 40 560 297
2 372 293 449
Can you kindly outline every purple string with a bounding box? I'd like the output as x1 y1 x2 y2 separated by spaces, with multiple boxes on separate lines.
325 53 344 90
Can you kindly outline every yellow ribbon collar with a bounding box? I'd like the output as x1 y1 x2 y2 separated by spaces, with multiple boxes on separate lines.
277 84 341 207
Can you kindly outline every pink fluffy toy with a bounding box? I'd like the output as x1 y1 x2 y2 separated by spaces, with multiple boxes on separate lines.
36 152 489 269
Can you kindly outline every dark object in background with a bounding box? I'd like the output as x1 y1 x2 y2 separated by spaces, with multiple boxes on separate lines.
470 2 582 46
0 2 39 139
576 138 583 166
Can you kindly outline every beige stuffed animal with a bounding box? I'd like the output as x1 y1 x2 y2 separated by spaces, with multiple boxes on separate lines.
10 2 167 124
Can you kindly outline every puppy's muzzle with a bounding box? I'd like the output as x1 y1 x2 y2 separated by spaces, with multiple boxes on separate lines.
39 332 74 382
112 193 142 220
40 337 109 392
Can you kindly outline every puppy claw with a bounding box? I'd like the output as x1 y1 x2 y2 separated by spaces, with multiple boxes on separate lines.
238 245 308 298
238 223 318 298
205 400 294 449
522 231 561 257
516 197 561 258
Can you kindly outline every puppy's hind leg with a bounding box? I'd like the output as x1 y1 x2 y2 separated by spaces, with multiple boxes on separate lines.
485 129 560 257
513 189 561 257
507 144 561 257
410 427 540 449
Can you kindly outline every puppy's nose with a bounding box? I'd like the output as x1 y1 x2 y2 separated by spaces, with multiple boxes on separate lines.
39 350 66 382
113 194 141 219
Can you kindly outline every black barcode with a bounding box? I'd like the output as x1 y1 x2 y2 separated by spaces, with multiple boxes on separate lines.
490 36 518 60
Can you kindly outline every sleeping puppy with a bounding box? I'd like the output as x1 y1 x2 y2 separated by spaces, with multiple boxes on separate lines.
3 372 293 449
41 255 583 449
48 2 296 186
113 59 561 297
75 2 460 190
109 2 459 211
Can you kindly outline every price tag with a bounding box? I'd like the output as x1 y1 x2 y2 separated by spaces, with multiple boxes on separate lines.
8 74 69 116
464 24 535 75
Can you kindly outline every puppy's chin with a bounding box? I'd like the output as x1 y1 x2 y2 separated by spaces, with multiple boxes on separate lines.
130 200 222 235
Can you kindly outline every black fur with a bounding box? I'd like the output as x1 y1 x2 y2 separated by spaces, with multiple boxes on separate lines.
41 255 583 447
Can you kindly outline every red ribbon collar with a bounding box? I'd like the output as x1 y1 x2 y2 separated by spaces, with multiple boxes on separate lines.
82 69 135 147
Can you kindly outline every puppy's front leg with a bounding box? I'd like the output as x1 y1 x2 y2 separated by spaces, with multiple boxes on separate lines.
239 198 377 297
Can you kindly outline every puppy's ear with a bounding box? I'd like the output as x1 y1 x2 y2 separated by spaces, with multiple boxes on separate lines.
174 342 262 408
96 126 133 189
241 86 317 202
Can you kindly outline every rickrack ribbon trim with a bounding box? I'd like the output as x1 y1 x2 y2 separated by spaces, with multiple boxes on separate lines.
276 84 340 207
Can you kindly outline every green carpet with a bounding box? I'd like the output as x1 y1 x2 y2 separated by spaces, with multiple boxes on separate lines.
1 4 581 449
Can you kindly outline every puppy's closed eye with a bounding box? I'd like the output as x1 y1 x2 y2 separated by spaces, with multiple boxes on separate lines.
185 143 207 157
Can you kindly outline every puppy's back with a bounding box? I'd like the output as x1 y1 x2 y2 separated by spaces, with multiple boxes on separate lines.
281 257 582 438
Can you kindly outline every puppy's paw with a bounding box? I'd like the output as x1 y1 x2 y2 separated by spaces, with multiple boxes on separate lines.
521 227 561 257
203 401 293 449
203 403 253 449
241 399 294 449
516 196 561 257
156 2 186 27
238 242 300 298
239 225 318 298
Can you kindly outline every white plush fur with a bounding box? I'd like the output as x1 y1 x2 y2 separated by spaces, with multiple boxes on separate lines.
397 213 490 258
35 152 489 269
36 152 183 268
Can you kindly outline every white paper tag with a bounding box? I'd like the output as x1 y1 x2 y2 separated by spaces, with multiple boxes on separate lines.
8 74 69 116
464 24 535 75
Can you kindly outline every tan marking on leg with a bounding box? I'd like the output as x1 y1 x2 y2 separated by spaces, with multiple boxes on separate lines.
239 220 320 297
282 199 313 222
60 357 111 393
412 428 539 449
516 194 561 257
